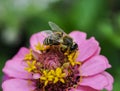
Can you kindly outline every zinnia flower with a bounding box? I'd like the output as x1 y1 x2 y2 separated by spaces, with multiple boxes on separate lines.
2 22 113 91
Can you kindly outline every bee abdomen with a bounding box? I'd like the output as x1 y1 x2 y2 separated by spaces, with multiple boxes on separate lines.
43 37 60 45
43 38 49 45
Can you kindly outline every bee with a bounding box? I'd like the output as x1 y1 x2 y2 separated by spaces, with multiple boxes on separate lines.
62 35 78 53
43 31 63 45
43 22 78 53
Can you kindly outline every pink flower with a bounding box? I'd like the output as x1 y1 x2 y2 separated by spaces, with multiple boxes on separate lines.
2 23 113 91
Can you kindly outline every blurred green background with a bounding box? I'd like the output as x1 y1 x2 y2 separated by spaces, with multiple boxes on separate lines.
0 0 120 91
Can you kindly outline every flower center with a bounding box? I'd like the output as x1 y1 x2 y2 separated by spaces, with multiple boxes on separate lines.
24 43 81 91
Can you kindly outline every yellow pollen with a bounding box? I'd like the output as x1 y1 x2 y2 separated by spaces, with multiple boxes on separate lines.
25 60 37 72
24 49 33 61
40 67 66 86
68 51 81 66
35 42 49 51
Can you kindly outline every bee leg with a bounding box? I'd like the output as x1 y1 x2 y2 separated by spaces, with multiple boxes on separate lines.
64 47 70 55
60 44 67 53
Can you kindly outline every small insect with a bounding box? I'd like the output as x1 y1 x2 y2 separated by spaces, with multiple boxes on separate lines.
43 30 63 45
43 22 78 53
62 35 78 52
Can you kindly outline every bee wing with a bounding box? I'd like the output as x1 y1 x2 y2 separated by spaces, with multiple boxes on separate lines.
40 30 53 37
42 30 53 35
48 21 64 33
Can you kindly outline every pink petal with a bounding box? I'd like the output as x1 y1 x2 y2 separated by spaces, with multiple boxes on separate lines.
2 79 36 91
2 75 12 82
33 73 41 79
102 72 114 91
30 32 46 51
80 55 111 76
76 37 99 62
69 86 99 91
94 46 101 55
2 58 32 79
69 31 87 45
79 73 108 90
13 47 29 60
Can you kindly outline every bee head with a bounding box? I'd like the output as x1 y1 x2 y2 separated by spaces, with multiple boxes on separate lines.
70 43 78 51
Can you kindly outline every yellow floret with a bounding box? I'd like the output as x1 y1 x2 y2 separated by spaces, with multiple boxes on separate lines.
40 67 66 87
53 67 66 83
25 60 37 72
40 70 54 86
35 42 49 51
24 49 33 61
68 51 81 66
